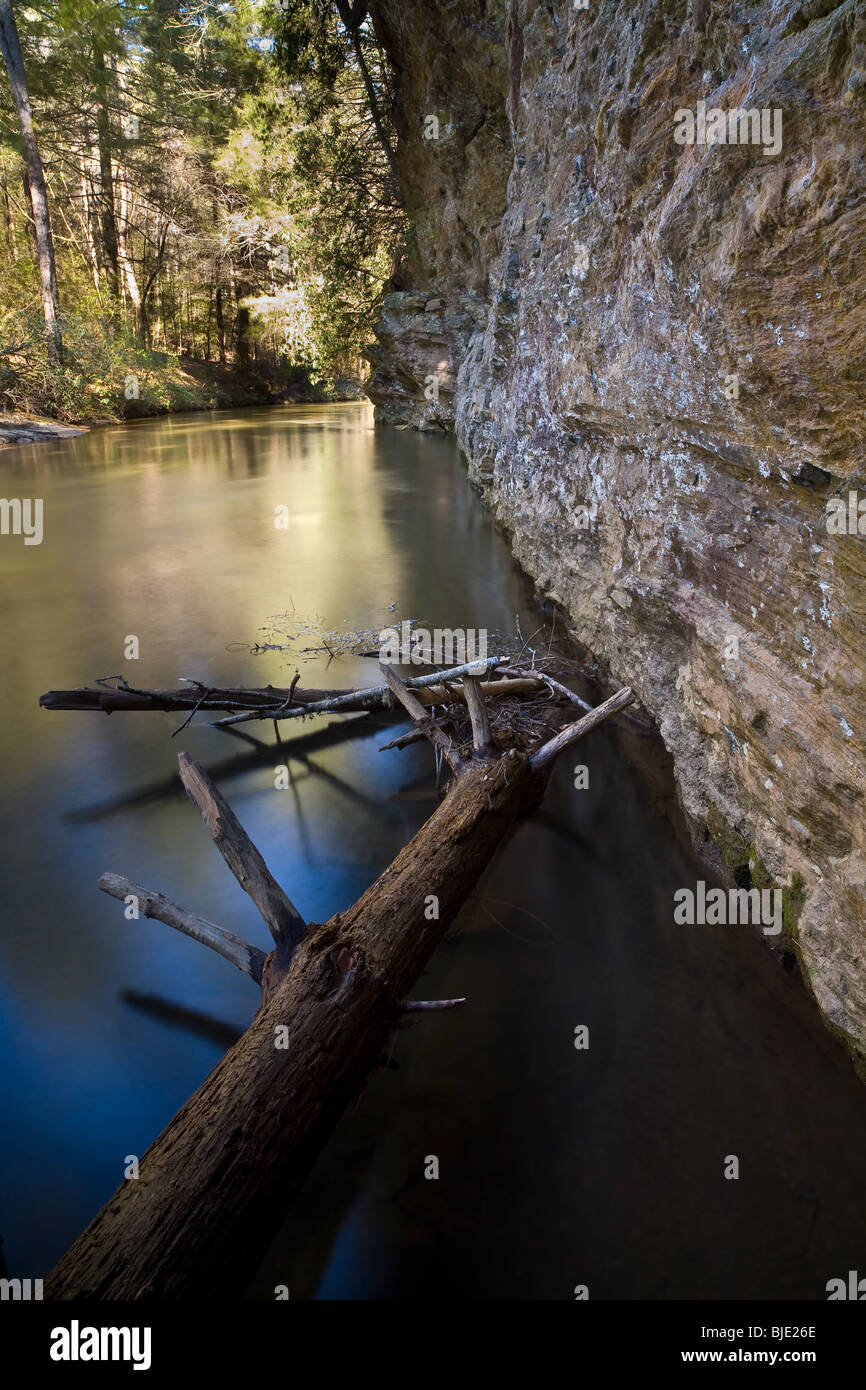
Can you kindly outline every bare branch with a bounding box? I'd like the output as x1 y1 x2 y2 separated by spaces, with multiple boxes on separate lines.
176 753 306 957
99 871 267 984
39 661 511 727
210 657 502 728
399 997 467 1012
538 674 593 711
528 687 634 773
414 676 539 704
379 664 463 774
378 728 425 752
499 666 593 712
171 685 213 736
462 675 493 755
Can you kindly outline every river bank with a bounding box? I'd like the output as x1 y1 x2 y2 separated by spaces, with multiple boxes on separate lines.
0 353 363 448
0 413 87 448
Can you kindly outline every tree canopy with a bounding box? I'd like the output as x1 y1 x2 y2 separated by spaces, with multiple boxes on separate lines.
0 0 403 418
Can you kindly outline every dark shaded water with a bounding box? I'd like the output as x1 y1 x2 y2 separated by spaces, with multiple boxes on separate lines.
0 403 864 1299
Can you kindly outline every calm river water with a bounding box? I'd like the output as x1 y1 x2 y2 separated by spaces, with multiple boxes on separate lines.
1 402 864 1299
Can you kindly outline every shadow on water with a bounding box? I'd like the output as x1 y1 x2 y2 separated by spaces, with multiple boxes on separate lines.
0 403 864 1299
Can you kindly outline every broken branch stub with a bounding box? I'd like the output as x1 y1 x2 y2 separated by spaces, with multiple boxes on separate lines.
528 687 634 772
176 752 306 961
99 872 267 984
461 675 493 755
379 663 463 774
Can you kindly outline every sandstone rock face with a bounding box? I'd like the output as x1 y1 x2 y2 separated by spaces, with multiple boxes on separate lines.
366 2 512 428
368 0 866 1066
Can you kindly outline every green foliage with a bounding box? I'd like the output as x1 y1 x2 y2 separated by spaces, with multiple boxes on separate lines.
0 0 404 417
254 2 404 375
0 305 229 421
273 0 345 99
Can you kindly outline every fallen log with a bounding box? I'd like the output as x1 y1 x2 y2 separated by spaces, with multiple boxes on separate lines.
39 659 528 726
43 664 633 1299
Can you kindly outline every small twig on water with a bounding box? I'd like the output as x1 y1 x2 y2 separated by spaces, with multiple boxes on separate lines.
172 687 214 737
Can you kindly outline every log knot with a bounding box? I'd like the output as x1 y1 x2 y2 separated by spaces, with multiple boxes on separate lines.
315 943 365 999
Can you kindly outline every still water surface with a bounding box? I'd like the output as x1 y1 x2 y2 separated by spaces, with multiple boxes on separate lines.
1 403 864 1299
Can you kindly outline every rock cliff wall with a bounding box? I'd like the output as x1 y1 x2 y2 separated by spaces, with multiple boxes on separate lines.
367 0 866 1066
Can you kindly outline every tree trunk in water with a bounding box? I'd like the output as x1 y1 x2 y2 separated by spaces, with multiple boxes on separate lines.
45 751 549 1299
41 665 632 1300
38 666 542 722
0 0 62 361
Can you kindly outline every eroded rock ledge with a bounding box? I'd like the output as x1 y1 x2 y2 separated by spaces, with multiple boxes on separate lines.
367 0 866 1065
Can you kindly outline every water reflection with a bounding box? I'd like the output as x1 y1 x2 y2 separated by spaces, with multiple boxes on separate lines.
0 403 864 1298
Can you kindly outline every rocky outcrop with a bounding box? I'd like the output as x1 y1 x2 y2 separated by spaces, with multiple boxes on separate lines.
365 1 512 427
367 0 866 1066
0 415 84 447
